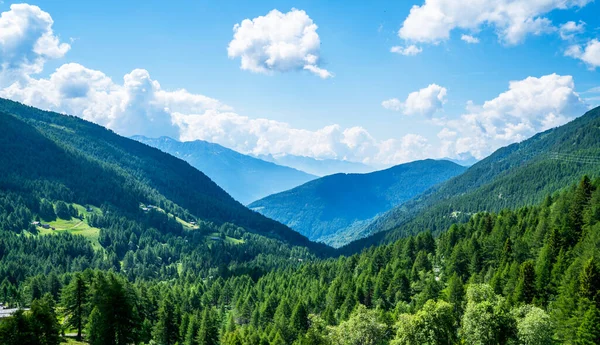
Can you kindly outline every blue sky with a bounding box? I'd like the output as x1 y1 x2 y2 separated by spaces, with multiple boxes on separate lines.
0 0 599 166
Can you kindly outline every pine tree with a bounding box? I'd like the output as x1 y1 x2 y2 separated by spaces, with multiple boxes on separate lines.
576 304 600 345
61 273 88 340
30 293 61 345
446 273 464 316
185 314 201 345
515 260 536 304
153 293 180 345
55 201 71 220
197 308 219 345
290 301 309 336
580 258 600 305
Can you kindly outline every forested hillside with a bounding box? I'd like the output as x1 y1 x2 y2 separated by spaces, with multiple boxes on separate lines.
344 106 600 252
249 160 465 247
0 98 329 253
132 136 316 204
2 173 600 344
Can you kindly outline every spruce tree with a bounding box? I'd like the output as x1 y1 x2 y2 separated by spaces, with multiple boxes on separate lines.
60 273 88 340
576 304 600 345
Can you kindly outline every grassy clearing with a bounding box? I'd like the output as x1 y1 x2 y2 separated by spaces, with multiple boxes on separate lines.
37 203 102 249
208 232 245 245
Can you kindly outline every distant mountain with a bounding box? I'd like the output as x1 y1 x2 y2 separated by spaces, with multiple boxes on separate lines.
342 105 600 253
131 136 316 205
255 154 374 176
444 152 480 167
249 159 466 247
0 98 331 254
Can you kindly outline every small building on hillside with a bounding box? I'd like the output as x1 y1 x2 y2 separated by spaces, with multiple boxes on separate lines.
41 224 50 229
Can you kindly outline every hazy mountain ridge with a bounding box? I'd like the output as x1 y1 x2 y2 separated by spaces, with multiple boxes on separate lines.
131 136 317 204
249 159 466 246
255 153 375 176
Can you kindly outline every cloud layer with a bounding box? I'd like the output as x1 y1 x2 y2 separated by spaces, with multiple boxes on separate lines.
227 9 332 78
398 0 591 45
439 74 588 159
0 4 594 168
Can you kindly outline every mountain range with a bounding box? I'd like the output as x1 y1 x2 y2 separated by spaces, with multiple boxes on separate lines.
249 159 466 246
342 105 600 253
131 136 317 205
0 98 330 254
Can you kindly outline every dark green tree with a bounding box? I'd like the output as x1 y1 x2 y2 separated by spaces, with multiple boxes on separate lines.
60 273 88 340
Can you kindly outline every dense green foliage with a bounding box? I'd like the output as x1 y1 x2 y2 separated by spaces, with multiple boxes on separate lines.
132 136 316 205
249 159 465 246
3 99 600 344
1 175 600 344
344 105 600 253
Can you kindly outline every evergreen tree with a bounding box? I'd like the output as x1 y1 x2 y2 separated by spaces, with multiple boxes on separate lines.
55 201 71 220
514 260 536 304
197 308 219 345
29 293 61 345
576 304 600 345
290 301 309 336
580 258 600 305
153 293 180 345
60 273 88 340
184 314 201 345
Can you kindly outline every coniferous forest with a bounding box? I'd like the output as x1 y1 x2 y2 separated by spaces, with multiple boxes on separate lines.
2 170 600 344
1 99 600 345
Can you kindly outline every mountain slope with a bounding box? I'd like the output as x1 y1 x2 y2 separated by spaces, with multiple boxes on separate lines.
131 136 316 205
0 98 331 254
342 105 600 253
249 159 466 246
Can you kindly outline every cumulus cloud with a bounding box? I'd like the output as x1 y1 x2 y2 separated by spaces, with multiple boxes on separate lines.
439 74 588 159
398 0 591 45
559 21 585 40
565 39 600 69
0 63 230 138
2 62 431 165
382 84 447 117
461 34 480 44
227 9 332 78
390 45 422 56
0 4 70 85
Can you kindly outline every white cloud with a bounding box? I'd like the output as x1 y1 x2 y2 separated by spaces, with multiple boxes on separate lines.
390 45 422 56
565 39 600 69
382 84 447 117
0 4 70 85
439 74 588 159
398 0 591 45
461 34 480 44
227 9 332 78
559 20 585 40
0 63 229 139
2 61 431 165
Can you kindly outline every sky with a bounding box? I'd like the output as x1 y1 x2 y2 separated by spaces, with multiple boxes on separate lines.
0 0 599 167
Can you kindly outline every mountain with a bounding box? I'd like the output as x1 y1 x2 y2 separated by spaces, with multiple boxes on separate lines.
255 154 374 176
131 136 316 205
0 98 331 254
342 105 600 253
249 159 466 246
